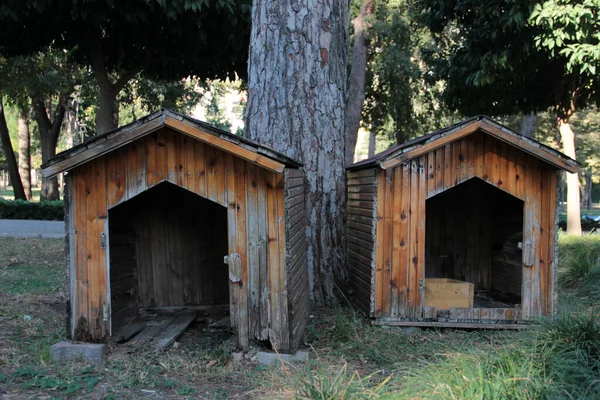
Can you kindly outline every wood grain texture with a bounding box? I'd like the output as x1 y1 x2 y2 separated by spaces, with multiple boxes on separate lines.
67 127 306 352
346 168 378 316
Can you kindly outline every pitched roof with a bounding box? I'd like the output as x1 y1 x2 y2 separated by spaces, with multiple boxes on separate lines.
349 116 579 173
42 109 301 178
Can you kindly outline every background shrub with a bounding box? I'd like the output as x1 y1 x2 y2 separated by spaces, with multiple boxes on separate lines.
0 199 64 221
558 235 600 296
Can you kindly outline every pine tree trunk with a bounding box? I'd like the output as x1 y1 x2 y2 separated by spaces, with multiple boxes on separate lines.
18 108 32 200
558 120 581 235
345 0 375 166
0 99 26 200
245 0 349 305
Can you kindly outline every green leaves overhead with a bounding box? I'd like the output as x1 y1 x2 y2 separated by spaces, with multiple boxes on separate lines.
531 0 600 76
0 0 252 82
413 0 600 119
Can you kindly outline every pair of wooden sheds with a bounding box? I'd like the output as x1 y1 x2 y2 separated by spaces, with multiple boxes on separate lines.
44 112 577 352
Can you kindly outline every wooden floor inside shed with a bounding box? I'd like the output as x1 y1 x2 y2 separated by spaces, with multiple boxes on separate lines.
425 178 524 309
108 182 231 345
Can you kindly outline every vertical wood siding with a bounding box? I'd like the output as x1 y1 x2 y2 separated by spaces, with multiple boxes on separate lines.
346 169 378 315
367 132 558 321
68 127 305 351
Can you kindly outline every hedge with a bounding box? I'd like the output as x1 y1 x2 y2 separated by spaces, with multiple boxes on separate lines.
0 199 64 221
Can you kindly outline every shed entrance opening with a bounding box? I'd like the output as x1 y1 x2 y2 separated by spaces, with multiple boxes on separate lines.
108 181 230 344
425 178 524 310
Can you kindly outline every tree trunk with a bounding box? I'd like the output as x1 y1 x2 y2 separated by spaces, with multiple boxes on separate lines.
245 0 349 305
18 107 32 200
345 0 375 166
96 81 119 135
558 120 581 235
0 98 26 200
583 170 592 210
519 111 537 138
368 129 376 158
33 99 65 201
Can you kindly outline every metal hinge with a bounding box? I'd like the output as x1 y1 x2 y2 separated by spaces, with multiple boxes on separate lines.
100 232 106 250
419 279 425 293
103 304 110 322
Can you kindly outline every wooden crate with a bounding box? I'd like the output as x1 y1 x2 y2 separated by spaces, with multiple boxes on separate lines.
424 278 474 310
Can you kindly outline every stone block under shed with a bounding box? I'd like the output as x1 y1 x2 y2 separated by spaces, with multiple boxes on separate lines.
50 341 107 364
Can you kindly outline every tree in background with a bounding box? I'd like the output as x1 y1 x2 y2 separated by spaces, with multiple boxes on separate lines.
413 0 600 235
530 0 600 231
350 0 459 160
346 0 375 165
246 1 349 304
0 0 252 135
17 107 32 199
0 97 26 200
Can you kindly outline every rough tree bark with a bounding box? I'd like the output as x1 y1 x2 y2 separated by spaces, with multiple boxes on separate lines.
519 111 537 138
33 99 65 201
0 98 26 200
18 107 32 200
345 0 375 165
559 119 581 235
245 0 349 305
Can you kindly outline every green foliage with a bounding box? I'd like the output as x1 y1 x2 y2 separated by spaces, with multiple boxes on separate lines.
361 0 459 144
0 198 63 221
531 0 600 76
412 0 600 120
294 363 392 399
397 312 600 399
0 0 252 84
558 234 600 295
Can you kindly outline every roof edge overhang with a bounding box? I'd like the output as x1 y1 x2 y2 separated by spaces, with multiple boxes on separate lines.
347 117 580 174
42 110 302 178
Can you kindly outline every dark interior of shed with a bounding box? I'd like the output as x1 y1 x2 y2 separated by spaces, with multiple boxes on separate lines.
108 182 230 344
425 178 524 308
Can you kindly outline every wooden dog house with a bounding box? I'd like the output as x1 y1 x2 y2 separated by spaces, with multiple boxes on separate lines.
346 117 578 328
42 110 309 352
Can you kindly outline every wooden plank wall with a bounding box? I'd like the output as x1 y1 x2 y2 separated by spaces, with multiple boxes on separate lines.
346 169 378 315
285 168 309 350
107 206 138 328
69 127 301 351
372 132 558 321
111 183 230 309
425 177 524 300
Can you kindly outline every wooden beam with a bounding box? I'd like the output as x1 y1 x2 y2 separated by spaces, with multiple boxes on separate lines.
379 121 579 173
370 320 531 330
164 117 286 173
380 123 482 170
479 123 579 173
42 116 164 178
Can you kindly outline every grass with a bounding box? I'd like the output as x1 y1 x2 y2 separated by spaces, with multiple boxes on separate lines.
1 235 600 398
0 187 43 202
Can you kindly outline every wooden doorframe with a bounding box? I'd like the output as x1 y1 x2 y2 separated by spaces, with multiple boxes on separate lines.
104 184 238 343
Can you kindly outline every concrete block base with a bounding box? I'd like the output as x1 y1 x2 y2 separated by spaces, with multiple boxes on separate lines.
50 341 107 364
257 350 309 365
